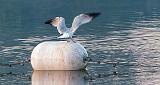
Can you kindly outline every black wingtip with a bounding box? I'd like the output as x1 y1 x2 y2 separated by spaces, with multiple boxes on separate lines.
45 19 53 24
85 12 101 19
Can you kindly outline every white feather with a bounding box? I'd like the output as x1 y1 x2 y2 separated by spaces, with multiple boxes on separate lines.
56 17 68 34
58 32 73 39
70 14 93 33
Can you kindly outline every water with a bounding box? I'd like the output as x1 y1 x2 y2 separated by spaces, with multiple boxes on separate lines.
1 0 160 85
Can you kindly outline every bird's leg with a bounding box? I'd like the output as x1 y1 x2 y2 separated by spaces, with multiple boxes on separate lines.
66 37 76 43
66 38 76 43
70 38 76 43
66 39 70 42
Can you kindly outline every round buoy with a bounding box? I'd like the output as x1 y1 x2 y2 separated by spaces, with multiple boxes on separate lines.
31 41 88 70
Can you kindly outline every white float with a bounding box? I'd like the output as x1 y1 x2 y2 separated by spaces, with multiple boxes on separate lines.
31 41 88 70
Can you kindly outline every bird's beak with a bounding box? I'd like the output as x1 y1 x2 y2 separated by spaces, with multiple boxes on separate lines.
45 19 53 24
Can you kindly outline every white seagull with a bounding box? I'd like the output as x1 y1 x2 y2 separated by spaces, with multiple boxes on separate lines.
45 12 100 42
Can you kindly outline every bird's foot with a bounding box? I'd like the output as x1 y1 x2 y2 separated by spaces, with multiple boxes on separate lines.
66 38 76 43
70 38 76 43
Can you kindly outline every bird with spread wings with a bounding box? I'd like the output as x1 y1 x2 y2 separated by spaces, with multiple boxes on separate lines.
45 12 100 42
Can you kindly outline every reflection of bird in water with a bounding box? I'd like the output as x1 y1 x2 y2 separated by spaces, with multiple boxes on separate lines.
45 12 100 42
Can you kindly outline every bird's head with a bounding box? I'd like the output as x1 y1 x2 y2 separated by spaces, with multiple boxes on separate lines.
45 17 65 27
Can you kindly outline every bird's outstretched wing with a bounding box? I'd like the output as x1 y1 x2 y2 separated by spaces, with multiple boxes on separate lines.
70 12 100 33
45 17 67 34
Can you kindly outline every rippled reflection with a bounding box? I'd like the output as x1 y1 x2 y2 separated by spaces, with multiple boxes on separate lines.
32 71 88 85
85 28 160 84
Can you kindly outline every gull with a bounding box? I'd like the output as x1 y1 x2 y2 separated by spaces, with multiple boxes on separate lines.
45 12 100 42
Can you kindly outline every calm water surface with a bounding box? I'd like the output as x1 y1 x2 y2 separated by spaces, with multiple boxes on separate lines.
1 0 160 85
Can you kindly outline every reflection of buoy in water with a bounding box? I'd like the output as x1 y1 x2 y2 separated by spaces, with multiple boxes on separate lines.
31 41 88 70
32 71 88 85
